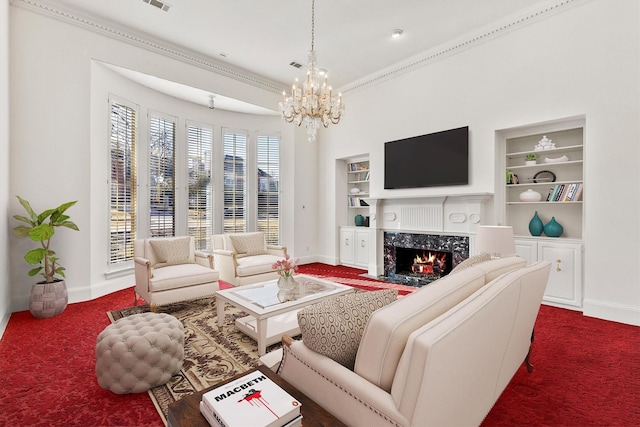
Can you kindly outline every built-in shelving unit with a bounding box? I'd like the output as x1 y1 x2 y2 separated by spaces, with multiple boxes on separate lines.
346 158 370 215
496 116 585 310
503 125 584 239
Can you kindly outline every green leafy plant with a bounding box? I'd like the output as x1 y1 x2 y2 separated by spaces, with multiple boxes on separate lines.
13 196 79 283
525 153 538 161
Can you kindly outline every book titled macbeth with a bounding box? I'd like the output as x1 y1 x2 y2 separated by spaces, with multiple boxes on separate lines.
201 370 301 427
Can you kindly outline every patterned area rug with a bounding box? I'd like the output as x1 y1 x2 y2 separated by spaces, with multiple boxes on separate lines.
108 296 283 425
107 267 410 424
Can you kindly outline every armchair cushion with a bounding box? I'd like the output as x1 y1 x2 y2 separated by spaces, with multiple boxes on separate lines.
149 263 219 292
229 232 267 255
148 236 194 268
298 290 398 370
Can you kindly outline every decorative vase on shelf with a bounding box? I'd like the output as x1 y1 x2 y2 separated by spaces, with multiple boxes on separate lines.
528 211 544 236
543 217 564 237
355 214 365 226
519 189 542 202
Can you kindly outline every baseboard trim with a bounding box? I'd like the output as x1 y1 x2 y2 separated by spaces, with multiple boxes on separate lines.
582 298 640 326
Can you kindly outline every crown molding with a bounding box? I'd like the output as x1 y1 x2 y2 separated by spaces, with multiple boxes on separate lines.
11 0 586 96
10 0 285 95
340 0 585 94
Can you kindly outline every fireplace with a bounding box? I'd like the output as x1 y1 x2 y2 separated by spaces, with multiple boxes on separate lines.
384 232 469 287
395 247 453 281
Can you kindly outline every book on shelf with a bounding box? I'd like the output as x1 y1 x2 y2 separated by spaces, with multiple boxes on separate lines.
563 183 578 202
545 183 583 202
201 370 301 427
571 183 583 201
554 184 566 201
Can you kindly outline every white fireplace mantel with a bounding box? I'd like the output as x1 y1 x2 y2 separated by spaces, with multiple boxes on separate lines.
363 193 493 276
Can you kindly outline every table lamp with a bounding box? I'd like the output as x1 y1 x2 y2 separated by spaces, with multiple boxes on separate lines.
476 225 516 258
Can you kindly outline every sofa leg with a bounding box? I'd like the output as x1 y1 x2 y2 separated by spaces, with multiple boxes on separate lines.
525 328 534 373
150 303 158 313
133 289 138 306
525 345 534 373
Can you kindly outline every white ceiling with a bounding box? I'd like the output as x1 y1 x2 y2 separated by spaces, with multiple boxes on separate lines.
39 0 545 113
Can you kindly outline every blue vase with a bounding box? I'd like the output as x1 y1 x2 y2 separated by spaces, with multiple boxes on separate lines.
544 217 564 237
528 211 544 236
354 214 365 226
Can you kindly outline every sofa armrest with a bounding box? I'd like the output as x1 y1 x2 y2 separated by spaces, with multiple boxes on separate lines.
266 245 287 257
134 257 151 294
278 337 407 427
212 249 239 283
194 251 214 269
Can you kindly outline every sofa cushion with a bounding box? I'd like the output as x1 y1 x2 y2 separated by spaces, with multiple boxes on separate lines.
298 290 398 370
235 254 282 277
354 256 526 392
149 237 194 268
449 253 492 274
229 232 267 255
149 263 219 292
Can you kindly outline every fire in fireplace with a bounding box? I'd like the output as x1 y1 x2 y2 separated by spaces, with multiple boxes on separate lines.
395 247 453 283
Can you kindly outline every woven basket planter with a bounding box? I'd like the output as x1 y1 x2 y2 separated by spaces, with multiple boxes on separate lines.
29 280 68 318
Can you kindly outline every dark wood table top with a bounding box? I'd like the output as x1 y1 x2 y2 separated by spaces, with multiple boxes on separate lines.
167 365 346 427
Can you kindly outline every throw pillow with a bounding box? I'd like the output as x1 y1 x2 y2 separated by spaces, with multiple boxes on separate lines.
229 233 267 255
450 253 492 274
149 237 192 268
298 289 398 370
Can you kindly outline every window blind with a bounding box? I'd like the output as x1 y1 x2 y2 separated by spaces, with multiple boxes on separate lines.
223 130 248 233
257 134 280 244
187 122 213 250
108 101 137 265
149 114 176 237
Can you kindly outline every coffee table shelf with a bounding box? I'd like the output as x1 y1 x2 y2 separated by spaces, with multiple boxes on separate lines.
216 275 354 355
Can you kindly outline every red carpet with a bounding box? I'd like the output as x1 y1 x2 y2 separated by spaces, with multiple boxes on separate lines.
0 263 638 426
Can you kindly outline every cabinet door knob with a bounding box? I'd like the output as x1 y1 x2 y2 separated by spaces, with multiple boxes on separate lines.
361 240 365 247
556 258 562 272
345 238 350 246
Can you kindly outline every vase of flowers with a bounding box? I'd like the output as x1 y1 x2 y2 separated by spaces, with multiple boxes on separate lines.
273 255 298 301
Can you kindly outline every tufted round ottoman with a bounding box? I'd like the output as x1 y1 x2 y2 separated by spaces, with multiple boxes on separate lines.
95 312 184 394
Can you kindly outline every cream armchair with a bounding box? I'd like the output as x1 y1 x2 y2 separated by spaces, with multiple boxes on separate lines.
134 236 219 311
212 232 287 287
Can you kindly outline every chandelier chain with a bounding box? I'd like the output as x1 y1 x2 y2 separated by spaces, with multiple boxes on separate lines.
311 0 315 52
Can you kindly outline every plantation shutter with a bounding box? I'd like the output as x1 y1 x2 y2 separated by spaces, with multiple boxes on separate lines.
256 134 280 244
222 129 248 233
108 100 137 265
187 122 213 250
149 114 176 237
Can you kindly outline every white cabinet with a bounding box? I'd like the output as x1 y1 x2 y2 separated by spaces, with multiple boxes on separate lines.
340 227 355 265
515 238 583 309
340 226 369 268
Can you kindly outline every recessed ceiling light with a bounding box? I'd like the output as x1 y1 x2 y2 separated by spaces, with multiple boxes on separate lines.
391 29 404 38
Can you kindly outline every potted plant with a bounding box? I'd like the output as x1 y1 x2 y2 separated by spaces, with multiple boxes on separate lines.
525 153 538 166
13 196 79 318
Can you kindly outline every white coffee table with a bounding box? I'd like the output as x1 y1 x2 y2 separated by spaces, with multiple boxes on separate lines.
216 274 354 355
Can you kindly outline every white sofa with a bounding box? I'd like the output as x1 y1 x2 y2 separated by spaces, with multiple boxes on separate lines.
212 232 287 286
134 236 219 310
261 257 551 427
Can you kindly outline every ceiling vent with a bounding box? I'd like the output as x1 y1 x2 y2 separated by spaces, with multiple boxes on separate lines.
143 0 171 12
289 61 303 69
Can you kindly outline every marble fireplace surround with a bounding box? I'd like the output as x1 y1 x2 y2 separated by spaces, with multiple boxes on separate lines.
364 194 492 277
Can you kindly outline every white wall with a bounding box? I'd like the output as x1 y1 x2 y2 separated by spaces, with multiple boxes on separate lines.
320 0 640 325
0 0 11 337
8 6 318 311
7 1 639 326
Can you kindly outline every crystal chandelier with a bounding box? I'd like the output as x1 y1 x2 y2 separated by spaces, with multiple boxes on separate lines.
279 0 344 142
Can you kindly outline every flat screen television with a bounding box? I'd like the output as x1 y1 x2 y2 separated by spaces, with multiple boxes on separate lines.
384 126 469 189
